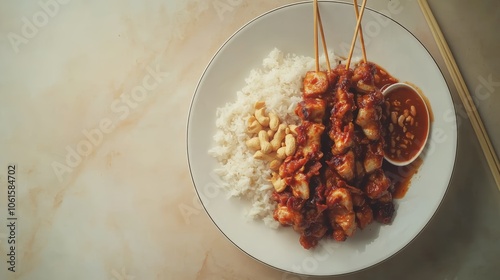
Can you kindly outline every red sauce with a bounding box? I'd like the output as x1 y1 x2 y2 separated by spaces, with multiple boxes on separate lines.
383 156 424 199
374 65 398 89
383 86 429 163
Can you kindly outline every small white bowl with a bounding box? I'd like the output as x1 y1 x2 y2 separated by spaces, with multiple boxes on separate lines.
382 82 431 166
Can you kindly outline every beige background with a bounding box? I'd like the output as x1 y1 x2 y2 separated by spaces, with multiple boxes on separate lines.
0 0 499 279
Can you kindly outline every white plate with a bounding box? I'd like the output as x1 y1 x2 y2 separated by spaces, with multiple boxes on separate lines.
187 1 457 276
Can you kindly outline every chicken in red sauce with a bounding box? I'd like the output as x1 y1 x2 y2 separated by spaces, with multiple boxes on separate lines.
272 62 400 249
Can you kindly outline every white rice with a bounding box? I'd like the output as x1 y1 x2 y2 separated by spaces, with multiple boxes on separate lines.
208 48 343 228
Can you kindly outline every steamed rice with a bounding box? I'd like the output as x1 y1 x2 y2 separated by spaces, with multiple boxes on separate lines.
208 48 343 227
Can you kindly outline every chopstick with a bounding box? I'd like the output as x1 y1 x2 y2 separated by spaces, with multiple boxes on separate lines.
353 0 367 63
346 0 368 69
418 0 500 190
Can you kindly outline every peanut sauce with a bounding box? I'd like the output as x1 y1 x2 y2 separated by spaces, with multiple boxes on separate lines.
383 86 429 163
405 81 434 123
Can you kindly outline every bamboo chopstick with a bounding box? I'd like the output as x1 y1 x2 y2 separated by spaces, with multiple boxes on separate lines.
418 0 500 190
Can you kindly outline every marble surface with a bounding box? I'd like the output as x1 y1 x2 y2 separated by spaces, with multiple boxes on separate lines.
0 0 499 279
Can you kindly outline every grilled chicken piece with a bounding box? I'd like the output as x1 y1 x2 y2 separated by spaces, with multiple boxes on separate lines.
295 98 326 123
351 194 374 229
297 121 325 158
330 150 356 182
290 173 309 199
281 161 322 201
327 188 356 238
331 75 355 122
328 68 356 155
356 204 374 229
372 200 395 224
353 62 384 140
352 62 375 86
274 205 300 226
364 141 384 174
279 161 309 200
365 169 392 199
303 71 329 98
326 70 339 85
299 222 328 249
279 157 308 179
272 192 305 227
356 79 376 94
356 93 383 141
329 121 354 155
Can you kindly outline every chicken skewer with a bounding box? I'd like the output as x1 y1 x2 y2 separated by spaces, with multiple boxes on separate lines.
324 0 392 240
273 0 395 248
274 73 329 248
277 0 335 201
272 0 333 249
352 62 394 224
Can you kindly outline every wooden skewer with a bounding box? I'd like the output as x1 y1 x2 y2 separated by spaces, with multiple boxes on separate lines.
313 0 319 72
353 0 367 63
345 0 368 70
316 5 331 72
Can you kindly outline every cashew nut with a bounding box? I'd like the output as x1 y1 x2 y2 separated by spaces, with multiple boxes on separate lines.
245 137 260 151
269 159 281 171
267 129 275 139
287 125 298 136
271 172 286 192
269 112 280 131
254 101 265 110
247 116 262 134
255 108 270 127
270 124 287 150
258 130 272 154
285 134 296 156
247 115 256 126
276 147 287 159
253 151 275 161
